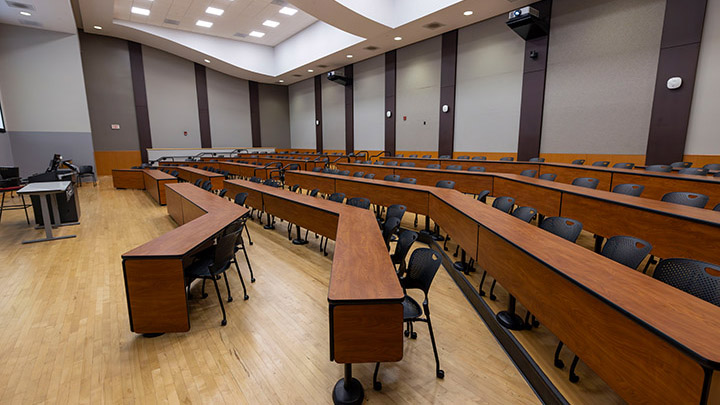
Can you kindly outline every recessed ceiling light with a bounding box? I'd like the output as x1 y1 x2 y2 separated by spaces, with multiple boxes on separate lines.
308 69 314 73
278 80 284 83
205 7 224 16
463 10 473 16
196 20 213 28
131 7 150 16
279 7 297 16
204 59 211 63
20 11 31 16
394 36 402 41
93 25 102 30
346 54 353 58
263 20 279 28
249 31 265 38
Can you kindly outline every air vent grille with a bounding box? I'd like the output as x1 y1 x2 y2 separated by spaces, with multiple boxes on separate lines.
292 74 302 77
317 64 328 68
19 19 42 27
271 0 285 5
163 19 180 25
423 21 445 30
364 46 379 51
233 32 247 38
6 1 34 10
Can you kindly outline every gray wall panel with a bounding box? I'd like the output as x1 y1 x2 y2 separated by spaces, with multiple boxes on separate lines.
258 84 291 148
321 77 346 150
289 78 316 149
8 131 94 177
455 16 525 153
396 36 442 152
353 55 385 151
142 45 201 148
78 33 139 151
206 69 253 147
540 0 665 154
0 132 12 166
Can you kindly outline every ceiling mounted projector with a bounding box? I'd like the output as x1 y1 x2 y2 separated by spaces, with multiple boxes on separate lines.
506 6 548 40
327 71 352 86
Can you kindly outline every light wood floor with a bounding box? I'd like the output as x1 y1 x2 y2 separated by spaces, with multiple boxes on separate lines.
0 179 544 404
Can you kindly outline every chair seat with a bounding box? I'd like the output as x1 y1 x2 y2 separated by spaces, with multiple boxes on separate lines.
184 256 214 279
402 295 422 320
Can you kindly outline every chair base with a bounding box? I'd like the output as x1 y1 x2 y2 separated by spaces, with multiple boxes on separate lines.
496 310 525 330
142 333 164 338
332 377 364 405
292 238 309 245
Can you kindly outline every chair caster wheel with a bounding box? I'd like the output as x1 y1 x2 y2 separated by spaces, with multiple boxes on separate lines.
244 295 249 301
554 359 564 369
251 278 256 283
444 247 448 251
248 242 253 245
404 330 410 337
221 319 227 326
532 320 540 328
373 382 382 391
490 294 497 301
411 332 417 339
569 374 579 383
201 293 208 299
437 370 445 379
227 297 233 302
479 290 485 296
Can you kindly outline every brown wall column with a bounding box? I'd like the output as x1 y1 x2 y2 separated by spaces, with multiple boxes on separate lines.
516 0 552 162
127 41 152 163
645 0 708 165
384 50 397 156
249 81 261 147
314 75 323 153
438 30 458 157
194 63 212 148
345 65 354 155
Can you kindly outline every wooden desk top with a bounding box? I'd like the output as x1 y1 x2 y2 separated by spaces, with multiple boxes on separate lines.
172 166 225 178
142 169 176 181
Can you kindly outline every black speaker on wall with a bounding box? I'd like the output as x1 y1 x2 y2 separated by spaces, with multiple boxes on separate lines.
507 6 549 40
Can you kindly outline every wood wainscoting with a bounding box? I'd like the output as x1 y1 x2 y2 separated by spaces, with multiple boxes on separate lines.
95 150 142 175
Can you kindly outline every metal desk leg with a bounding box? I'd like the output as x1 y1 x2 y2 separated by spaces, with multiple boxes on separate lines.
22 193 77 244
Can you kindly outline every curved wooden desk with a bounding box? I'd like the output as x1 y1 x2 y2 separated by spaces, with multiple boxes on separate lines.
111 168 178 205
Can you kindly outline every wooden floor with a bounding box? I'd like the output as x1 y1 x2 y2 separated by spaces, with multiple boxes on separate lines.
0 178 546 404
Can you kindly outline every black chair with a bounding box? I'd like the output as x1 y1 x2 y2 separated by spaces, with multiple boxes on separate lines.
249 176 262 183
289 184 301 193
492 196 515 213
194 179 203 187
234 193 253 246
714 203 720 211
554 235 653 382
353 171 365 177
679 167 708 176
347 197 371 209
654 258 720 305
384 174 401 182
540 216 583 242
170 170 179 177
538 173 556 181
612 183 644 197
400 162 416 167
427 164 441 169
202 180 213 191
529 157 545 162
571 159 585 165
319 193 346 255
399 177 417 184
263 179 282 188
439 155 451 159
435 180 455 189
381 217 402 250
476 190 490 203
364 173 376 179
373 248 445 391
592 161 610 167
468 166 485 172
409 154 418 158
337 170 351 176
702 163 720 171
571 177 599 189
308 188 320 197
500 157 514 161
670 162 692 168
392 230 419 277
312 167 323 172
520 169 537 178
395 154 404 157
613 162 635 169
645 164 672 172
386 161 399 166
422 155 432 158
78 165 97 186
385 203 408 233
661 192 709 208
217 189 228 198
512 206 537 223
716 172 720 178
455 155 468 160
472 156 487 161
446 165 462 171
374 161 386 165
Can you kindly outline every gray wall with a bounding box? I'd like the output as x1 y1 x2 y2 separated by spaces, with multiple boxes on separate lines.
78 32 139 151
142 45 202 148
258 83 291 148
540 0 665 155
454 15 525 153
353 55 385 151
0 133 12 166
396 36 442 152
321 77 346 150
206 69 253 147
685 0 720 155
289 78 316 149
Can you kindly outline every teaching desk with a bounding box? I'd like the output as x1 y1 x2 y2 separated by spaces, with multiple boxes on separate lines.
281 169 720 404
112 169 178 205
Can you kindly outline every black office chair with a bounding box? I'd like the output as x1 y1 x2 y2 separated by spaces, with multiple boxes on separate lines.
427 164 441 169
520 169 537 178
714 203 720 211
592 161 610 167
529 157 545 162
500 157 514 161
554 235 653 382
571 177 599 189
702 163 720 171
381 217 402 250
384 174 401 182
476 190 490 203
78 165 97 186
716 172 720 178
373 248 445 391
364 173 376 179
374 161 386 165
312 167 323 172
612 183 644 197
400 162 416 167
234 193 254 246
422 155 432 158
512 206 537 223
679 167 708 176
538 173 556 181
457 156 470 160
654 258 720 305
409 154 418 158
661 192 709 208
472 156 487 161
194 179 203 187
492 196 515 214
386 161 399 166
571 159 585 165
468 166 485 172
399 177 417 184
395 154 404 158
645 164 672 172
249 177 262 183
347 197 371 209
289 184 301 193
446 165 462 171
670 162 692 168
337 170 351 176
217 189 228 198
540 216 583 242
391 230 418 277
202 180 213 191
435 180 455 189
353 171 365 177
439 155 451 159
319 193 346 255
613 162 635 169
170 170 179 177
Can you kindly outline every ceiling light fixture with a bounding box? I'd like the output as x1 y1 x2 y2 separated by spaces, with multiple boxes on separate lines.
20 11 31 16
204 59 211 63
131 7 150 16
308 69 314 73
93 25 102 30
196 20 213 28
279 7 298 16
463 10 473 16
394 36 402 41
205 7 224 16
263 20 279 28
278 80 284 83
346 54 353 58
249 31 265 38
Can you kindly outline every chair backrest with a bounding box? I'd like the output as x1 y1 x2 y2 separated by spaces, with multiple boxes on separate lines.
328 192 346 203
500 157 514 161
79 165 94 174
715 203 720 211
571 159 585 165
386 161 399 166
218 189 227 198
538 173 557 181
492 196 515 213
468 166 485 172
529 157 545 162
346 197 371 209
439 155 451 159
435 180 455 189
287 164 300 171
422 155 432 158
653 258 720 306
457 156 470 160
520 169 537 178
263 179 281 187
679 167 708 176
234 192 248 206
194 179 203 186
476 190 490 203
540 217 583 243
289 184 300 192
613 162 635 169
572 177 599 189
402 248 442 293
645 164 672 173
427 164 441 169
209 233 238 276
353 171 365 177
384 174 401 182
511 206 537 223
446 165 462 171
601 235 653 270
170 170 179 177
592 161 610 167
399 162 416 167
409 154 418 158
716 172 720 178
392 230 419 276
661 192 709 208
702 163 720 171
395 154 404 157
337 170 351 176
309 188 320 197
472 156 487 161
670 161 692 168
249 176 262 183
612 183 645 197
399 177 417 184
312 167 323 172
374 161 385 165
202 181 212 191
382 217 402 249
364 173 376 179
386 204 407 223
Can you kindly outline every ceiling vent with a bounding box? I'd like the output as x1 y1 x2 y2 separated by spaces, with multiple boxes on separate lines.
364 45 379 51
6 1 34 10
292 74 302 77
271 0 286 5
163 18 180 25
317 64 328 68
233 32 247 38
423 21 445 30
19 19 42 27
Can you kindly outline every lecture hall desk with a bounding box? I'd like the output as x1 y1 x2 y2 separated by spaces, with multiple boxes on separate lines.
282 169 720 404
111 168 177 205
168 166 225 190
